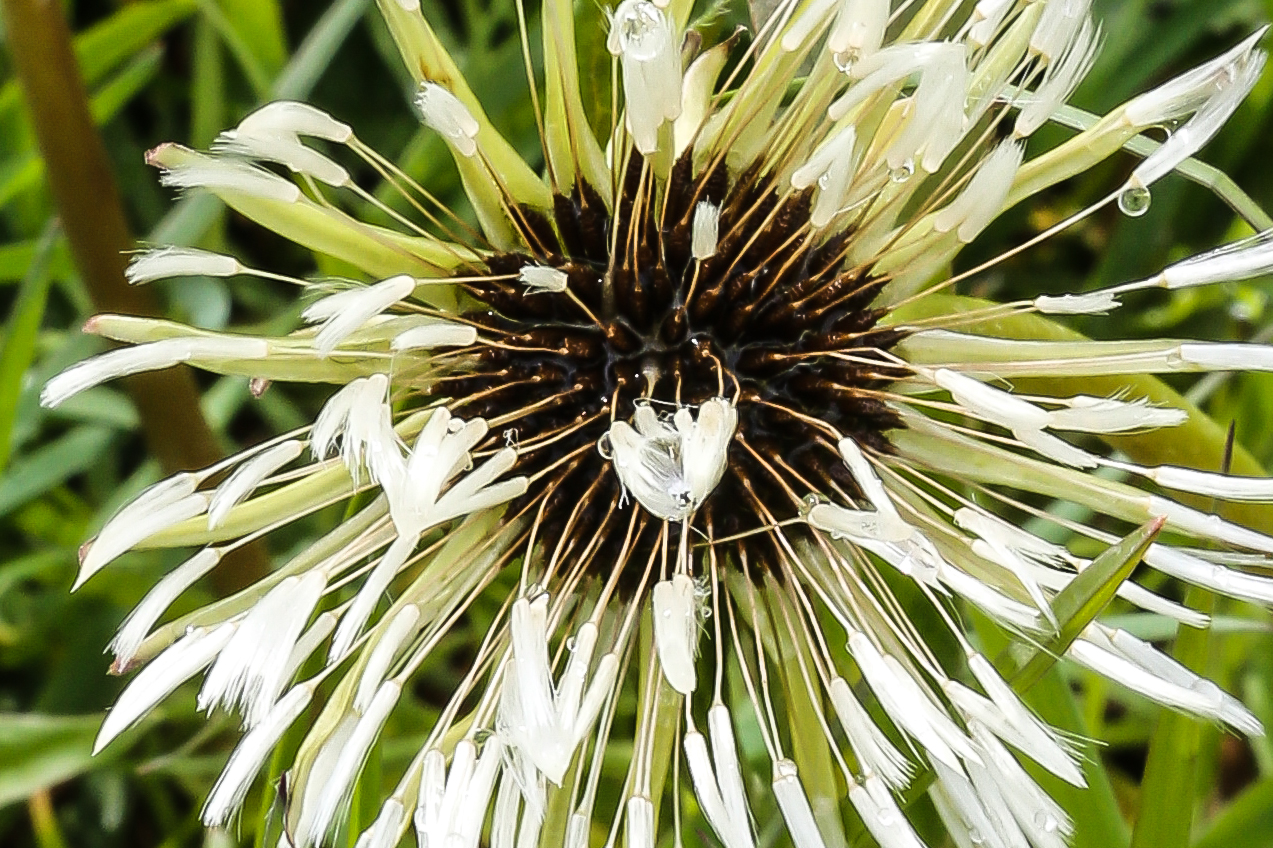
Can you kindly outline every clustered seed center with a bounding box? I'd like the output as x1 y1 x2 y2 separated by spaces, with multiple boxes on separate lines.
438 152 909 570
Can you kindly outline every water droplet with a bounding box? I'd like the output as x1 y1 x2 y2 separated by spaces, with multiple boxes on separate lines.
566 636 578 652
799 493 821 518
969 829 985 845
889 161 914 184
1034 812 1059 833
1188 677 1221 697
1118 186 1151 217
1228 295 1262 323
818 172 831 190
596 433 613 460
701 607 713 619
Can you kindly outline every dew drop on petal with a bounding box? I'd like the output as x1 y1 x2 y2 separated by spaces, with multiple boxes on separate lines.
889 161 914 183
1118 186 1152 217
800 493 821 517
1034 812 1059 834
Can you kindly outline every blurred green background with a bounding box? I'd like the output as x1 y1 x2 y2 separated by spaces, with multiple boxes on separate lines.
2 0 1273 846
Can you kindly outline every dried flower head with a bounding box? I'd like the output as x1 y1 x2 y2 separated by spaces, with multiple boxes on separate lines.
45 2 1273 847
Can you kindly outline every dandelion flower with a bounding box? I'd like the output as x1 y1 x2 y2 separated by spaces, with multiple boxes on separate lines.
48 2 1273 847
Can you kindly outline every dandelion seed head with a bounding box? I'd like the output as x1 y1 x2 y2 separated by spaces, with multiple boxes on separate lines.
51 3 1273 848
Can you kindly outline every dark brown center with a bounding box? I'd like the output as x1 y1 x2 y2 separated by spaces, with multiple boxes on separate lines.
434 151 909 577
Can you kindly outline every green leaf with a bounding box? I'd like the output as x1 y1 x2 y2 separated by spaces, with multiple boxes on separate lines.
191 19 226 148
0 221 59 472
1192 776 1273 848
0 237 72 284
0 714 101 808
273 0 372 100
70 0 197 84
0 426 115 519
1005 518 1166 692
88 45 165 124
1129 586 1215 848
216 0 288 76
0 156 42 210
902 522 1161 840
194 0 273 97
0 48 166 208
0 549 67 601
0 0 196 127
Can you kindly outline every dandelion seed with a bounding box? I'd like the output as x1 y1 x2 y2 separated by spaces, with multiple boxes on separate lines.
125 247 243 284
415 83 480 157
518 264 569 294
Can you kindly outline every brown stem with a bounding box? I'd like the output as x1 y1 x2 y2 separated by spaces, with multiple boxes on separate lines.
2 0 268 588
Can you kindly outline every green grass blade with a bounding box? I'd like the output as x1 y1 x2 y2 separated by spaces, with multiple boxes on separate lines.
0 220 58 472
216 0 288 77
88 46 165 122
191 19 226 147
0 0 195 124
0 47 166 208
1005 518 1166 691
0 426 115 519
194 0 272 97
272 0 372 100
0 238 71 284
965 612 1132 848
904 522 1159 841
0 714 101 808
1192 776 1273 848
70 0 197 83
1129 586 1215 848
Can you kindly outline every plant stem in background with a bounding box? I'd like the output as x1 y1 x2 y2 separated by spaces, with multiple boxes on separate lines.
1 0 268 587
